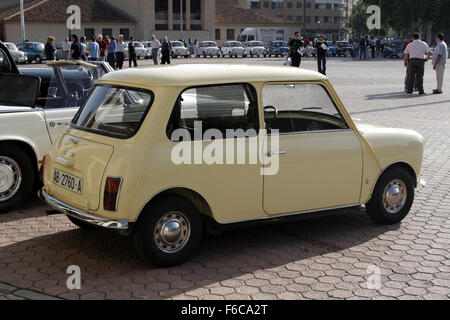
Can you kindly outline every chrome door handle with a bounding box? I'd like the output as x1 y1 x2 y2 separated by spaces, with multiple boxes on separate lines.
267 151 287 157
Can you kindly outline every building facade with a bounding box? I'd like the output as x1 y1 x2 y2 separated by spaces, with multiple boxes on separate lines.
0 0 216 44
235 0 357 39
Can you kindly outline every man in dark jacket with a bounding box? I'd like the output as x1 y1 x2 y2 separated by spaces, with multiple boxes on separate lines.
289 32 303 67
161 37 172 65
128 36 138 68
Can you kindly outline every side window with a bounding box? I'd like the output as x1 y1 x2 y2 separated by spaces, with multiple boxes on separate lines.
263 83 348 134
0 49 11 73
167 84 259 141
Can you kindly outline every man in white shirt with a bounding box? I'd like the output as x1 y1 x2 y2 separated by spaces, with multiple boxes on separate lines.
432 33 447 94
404 33 433 94
150 35 161 65
62 38 71 60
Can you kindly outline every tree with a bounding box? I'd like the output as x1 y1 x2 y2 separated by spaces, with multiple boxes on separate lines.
349 1 369 39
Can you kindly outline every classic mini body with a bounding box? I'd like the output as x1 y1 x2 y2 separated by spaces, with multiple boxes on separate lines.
40 64 425 267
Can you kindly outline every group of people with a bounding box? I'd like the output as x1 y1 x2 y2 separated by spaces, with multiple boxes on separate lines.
355 36 386 60
404 33 447 95
288 32 329 75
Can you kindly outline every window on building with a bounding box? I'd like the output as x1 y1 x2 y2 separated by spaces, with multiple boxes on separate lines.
215 29 221 40
102 29 112 37
250 1 261 9
305 16 311 23
227 29 235 40
287 2 293 8
305 2 311 9
155 24 169 30
173 0 186 20
191 0 201 20
155 0 168 19
297 2 302 8
324 16 329 23
120 29 130 40
85 28 95 40
191 24 202 30
326 3 332 9
264 1 269 8
272 0 283 9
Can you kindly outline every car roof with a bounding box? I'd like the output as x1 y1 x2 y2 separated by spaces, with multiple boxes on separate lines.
99 64 326 87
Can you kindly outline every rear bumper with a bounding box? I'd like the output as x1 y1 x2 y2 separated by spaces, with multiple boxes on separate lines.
38 188 129 230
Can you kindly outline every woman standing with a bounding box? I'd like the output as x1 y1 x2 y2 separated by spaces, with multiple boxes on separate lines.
44 36 57 61
194 39 199 58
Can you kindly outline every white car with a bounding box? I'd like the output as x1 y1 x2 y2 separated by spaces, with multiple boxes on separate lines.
221 41 245 58
129 42 147 59
171 41 190 58
3 42 27 64
0 44 112 212
244 41 267 58
199 41 220 58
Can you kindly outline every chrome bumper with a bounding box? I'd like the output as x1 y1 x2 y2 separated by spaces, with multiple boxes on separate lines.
39 188 129 230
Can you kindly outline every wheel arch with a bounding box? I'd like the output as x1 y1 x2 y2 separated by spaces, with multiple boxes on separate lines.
136 187 213 223
0 139 40 170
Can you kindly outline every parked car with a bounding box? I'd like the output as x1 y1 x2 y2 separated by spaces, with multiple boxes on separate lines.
325 41 336 57
3 42 27 64
39 64 424 267
221 41 245 58
244 41 267 57
130 41 148 59
17 42 46 64
170 41 190 58
335 41 353 57
0 43 113 212
267 41 289 57
384 40 404 58
199 41 220 58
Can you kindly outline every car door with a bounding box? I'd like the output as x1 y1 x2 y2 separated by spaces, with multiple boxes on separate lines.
262 82 363 215
43 63 101 143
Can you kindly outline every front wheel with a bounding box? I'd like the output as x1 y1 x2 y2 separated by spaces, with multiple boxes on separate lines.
0 144 35 213
133 196 203 267
366 167 415 225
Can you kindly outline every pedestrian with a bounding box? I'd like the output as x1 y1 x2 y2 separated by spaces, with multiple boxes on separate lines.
370 37 376 58
62 37 71 60
432 33 447 94
403 35 416 92
289 32 303 67
97 34 107 62
80 36 87 61
107 36 117 69
128 36 138 68
359 37 366 60
315 35 328 75
161 37 172 65
194 39 199 58
188 38 193 55
88 37 99 61
116 35 126 69
380 37 386 53
150 35 161 65
404 33 433 95
44 36 56 61
70 34 82 60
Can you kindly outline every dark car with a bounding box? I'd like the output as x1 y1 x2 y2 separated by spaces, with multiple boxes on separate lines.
17 42 46 64
384 40 405 59
335 41 353 57
268 41 289 57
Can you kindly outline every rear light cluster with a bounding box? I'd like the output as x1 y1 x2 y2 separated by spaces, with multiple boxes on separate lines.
39 156 46 183
104 177 123 211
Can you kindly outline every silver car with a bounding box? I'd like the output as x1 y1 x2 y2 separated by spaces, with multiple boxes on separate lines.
3 42 27 64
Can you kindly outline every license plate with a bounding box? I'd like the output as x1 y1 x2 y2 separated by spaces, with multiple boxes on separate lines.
53 169 83 195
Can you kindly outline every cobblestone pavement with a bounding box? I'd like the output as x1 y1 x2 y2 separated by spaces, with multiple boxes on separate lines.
1 57 449 300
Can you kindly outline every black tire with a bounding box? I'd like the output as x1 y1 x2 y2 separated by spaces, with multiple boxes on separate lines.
67 215 98 230
0 144 35 213
34 56 42 64
366 167 415 225
133 196 203 267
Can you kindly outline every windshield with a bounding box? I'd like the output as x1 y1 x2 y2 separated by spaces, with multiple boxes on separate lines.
134 42 144 48
31 43 44 50
72 85 154 139
5 43 17 51
249 42 264 47
201 42 217 47
172 42 183 47
390 41 403 48
229 42 242 47
271 42 287 47
338 42 349 47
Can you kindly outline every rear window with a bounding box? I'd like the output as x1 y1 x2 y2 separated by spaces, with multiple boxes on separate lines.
72 85 154 139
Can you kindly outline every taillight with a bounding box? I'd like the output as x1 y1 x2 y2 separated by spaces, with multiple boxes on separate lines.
104 177 123 211
39 156 46 183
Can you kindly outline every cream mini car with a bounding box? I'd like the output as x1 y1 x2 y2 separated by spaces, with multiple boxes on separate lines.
40 65 425 267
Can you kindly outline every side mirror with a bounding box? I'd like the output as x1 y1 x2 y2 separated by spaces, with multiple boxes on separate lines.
0 74 40 107
264 106 278 132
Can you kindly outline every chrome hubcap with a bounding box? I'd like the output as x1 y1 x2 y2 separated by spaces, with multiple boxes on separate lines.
383 179 407 214
0 156 22 202
154 212 190 253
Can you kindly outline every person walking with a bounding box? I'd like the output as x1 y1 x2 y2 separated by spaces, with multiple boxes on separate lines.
88 37 99 61
315 35 328 75
188 38 193 55
404 33 433 95
150 35 161 65
161 37 172 65
44 36 56 61
62 38 71 60
128 36 138 68
107 36 117 69
359 37 366 60
70 34 82 60
97 34 107 62
432 33 447 94
289 32 303 67
116 35 126 70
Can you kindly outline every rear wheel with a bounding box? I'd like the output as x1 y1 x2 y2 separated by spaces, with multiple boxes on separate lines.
34 56 42 64
0 145 35 213
366 167 415 225
133 196 203 267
